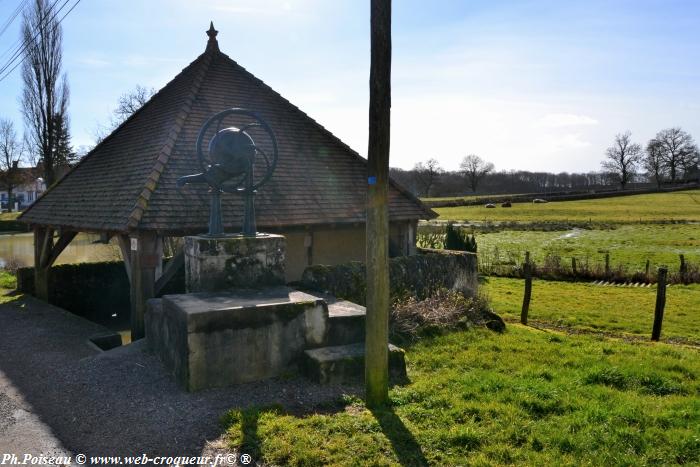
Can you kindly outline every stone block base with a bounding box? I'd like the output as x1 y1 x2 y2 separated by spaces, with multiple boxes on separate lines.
302 343 407 385
184 234 285 293
145 287 328 391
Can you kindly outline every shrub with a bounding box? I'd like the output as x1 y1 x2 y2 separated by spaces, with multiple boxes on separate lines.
444 223 477 253
390 289 504 343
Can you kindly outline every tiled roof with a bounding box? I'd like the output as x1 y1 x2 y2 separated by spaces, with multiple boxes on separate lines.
20 27 436 234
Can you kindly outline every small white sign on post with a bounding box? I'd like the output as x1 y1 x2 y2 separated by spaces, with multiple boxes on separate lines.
130 237 138 251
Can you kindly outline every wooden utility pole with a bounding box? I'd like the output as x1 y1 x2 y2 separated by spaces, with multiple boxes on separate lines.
651 267 668 341
365 0 392 408
521 251 532 325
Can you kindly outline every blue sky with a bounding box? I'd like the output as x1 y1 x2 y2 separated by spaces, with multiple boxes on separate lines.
0 0 698 172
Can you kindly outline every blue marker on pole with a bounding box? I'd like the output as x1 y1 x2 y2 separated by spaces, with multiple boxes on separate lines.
368 176 377 185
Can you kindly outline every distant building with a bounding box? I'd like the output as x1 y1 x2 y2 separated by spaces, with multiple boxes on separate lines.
0 167 46 211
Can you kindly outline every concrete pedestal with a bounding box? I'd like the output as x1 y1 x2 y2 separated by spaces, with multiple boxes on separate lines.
184 234 285 292
146 287 328 391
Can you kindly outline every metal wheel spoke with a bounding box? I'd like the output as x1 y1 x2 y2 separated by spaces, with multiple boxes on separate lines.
239 122 261 133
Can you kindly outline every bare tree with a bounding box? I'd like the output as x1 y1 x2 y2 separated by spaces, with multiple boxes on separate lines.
601 131 642 190
460 154 494 193
645 139 665 189
413 158 442 196
0 119 26 211
115 85 155 120
680 147 699 180
94 85 156 144
21 0 71 187
653 127 697 182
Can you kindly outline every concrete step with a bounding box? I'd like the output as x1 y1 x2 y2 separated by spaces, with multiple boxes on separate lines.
302 342 406 385
326 299 366 345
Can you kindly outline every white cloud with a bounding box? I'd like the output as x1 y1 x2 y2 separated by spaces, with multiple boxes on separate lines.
75 57 111 68
210 0 308 16
536 113 599 128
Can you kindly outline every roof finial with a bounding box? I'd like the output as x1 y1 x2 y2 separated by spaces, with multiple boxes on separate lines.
206 21 219 52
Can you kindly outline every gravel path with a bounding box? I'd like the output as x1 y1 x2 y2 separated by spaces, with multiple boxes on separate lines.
0 295 360 461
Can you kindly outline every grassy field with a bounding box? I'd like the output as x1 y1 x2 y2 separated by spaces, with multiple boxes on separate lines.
0 212 21 220
475 224 700 270
483 277 700 343
434 189 700 223
421 193 521 203
222 326 700 466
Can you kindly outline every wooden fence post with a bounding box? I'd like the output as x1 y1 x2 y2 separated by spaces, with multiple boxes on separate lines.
651 267 668 341
571 257 577 276
645 259 650 277
521 251 532 325
679 254 687 284
605 253 610 277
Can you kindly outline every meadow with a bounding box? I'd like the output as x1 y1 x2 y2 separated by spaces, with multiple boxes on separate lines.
475 223 699 271
483 277 700 343
433 189 700 223
223 326 700 466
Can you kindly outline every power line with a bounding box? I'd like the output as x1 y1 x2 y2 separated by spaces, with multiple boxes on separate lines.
0 0 62 64
0 0 74 81
0 0 27 39
0 0 69 75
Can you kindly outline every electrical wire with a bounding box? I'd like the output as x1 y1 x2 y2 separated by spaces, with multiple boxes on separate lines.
0 0 64 64
0 0 27 39
0 0 70 75
0 0 78 83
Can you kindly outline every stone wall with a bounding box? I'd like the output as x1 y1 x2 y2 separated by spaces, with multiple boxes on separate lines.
300 248 478 305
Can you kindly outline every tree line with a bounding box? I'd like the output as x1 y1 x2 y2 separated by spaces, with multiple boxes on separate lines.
393 128 699 198
603 128 699 190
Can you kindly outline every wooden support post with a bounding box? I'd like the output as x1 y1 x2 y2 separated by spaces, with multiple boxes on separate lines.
651 267 668 341
46 231 78 268
605 253 611 277
571 257 577 276
304 231 314 266
521 251 532 325
32 227 76 302
117 234 133 283
645 259 650 277
407 220 417 256
365 0 392 409
33 227 52 301
154 249 184 296
129 232 160 341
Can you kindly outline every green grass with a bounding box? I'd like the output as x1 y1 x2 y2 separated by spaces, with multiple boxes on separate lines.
0 212 20 220
475 224 700 271
222 326 700 466
0 269 16 289
434 189 700 223
484 277 700 342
